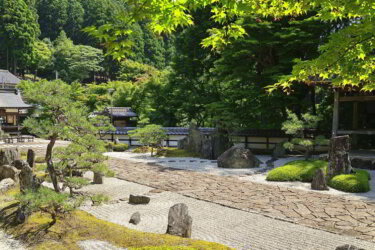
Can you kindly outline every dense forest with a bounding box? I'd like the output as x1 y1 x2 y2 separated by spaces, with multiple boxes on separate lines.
1 0 368 131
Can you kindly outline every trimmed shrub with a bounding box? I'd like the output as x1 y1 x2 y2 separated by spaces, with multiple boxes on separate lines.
112 143 129 152
353 169 371 180
133 146 153 153
35 156 46 163
328 171 370 193
266 160 328 182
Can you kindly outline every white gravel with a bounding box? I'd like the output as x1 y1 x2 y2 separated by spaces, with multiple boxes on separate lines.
80 177 375 250
105 151 301 176
106 152 375 201
0 231 25 250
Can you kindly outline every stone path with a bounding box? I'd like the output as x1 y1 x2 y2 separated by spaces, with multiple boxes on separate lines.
109 157 375 242
80 177 375 250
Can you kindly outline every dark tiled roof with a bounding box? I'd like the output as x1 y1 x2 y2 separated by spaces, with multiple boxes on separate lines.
105 107 137 117
0 89 32 108
105 127 215 136
0 70 21 86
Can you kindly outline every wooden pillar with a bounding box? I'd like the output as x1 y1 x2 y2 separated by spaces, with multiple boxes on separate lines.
352 102 359 147
332 90 340 137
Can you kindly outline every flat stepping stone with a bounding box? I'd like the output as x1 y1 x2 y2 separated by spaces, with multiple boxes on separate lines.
168 160 176 162
200 161 207 163
189 160 196 162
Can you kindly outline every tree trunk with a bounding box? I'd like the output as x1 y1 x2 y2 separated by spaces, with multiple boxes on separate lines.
46 134 60 192
328 135 352 178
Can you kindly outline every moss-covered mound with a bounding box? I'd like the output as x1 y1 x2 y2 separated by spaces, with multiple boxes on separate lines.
0 188 230 250
266 160 328 182
328 171 370 193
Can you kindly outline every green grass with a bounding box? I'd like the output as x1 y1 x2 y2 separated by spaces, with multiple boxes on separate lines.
266 160 328 182
328 171 370 193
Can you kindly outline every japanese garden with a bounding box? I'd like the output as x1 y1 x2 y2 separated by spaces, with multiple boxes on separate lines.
0 0 374 249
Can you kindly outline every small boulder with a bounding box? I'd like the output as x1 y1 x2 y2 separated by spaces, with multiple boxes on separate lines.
0 178 15 193
129 195 150 205
166 203 192 238
217 145 261 168
272 142 286 159
0 165 20 182
336 245 364 250
0 148 20 166
93 172 103 184
311 168 328 191
129 212 141 225
27 149 35 168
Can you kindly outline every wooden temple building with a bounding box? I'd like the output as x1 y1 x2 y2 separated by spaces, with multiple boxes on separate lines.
0 70 32 133
332 89 375 148
97 107 138 127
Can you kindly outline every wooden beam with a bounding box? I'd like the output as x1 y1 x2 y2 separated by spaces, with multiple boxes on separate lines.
339 96 375 102
332 90 339 136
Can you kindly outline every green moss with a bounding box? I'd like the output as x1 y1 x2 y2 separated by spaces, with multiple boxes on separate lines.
266 160 328 182
0 190 230 250
328 172 370 193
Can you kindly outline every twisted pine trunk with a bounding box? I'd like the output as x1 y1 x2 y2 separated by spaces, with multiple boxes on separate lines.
46 134 60 193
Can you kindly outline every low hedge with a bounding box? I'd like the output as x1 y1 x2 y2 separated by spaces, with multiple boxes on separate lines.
35 156 46 163
328 171 370 193
266 160 328 182
105 142 129 152
112 143 129 152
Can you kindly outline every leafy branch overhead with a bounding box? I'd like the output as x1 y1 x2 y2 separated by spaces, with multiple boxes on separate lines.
87 0 374 91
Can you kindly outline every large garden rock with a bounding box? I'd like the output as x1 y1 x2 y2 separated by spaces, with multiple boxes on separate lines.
129 195 150 204
166 203 192 238
328 136 352 178
129 212 141 225
272 141 286 158
0 165 20 182
0 148 20 166
335 244 364 250
0 178 15 193
218 145 261 168
27 149 35 168
311 168 328 191
14 160 34 193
